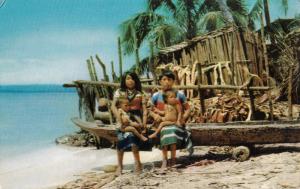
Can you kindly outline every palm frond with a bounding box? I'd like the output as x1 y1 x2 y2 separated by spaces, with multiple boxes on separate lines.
196 0 219 17
175 0 201 39
287 18 300 32
119 11 165 55
226 0 248 16
198 11 226 32
148 0 176 13
248 0 263 30
231 11 249 28
120 19 136 55
150 23 182 47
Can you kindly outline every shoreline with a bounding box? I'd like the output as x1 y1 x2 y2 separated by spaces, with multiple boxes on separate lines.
0 145 162 189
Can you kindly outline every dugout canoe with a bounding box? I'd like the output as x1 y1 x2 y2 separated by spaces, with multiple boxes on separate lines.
71 117 300 146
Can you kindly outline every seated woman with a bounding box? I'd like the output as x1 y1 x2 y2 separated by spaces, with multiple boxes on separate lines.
149 89 182 139
111 71 148 175
150 70 192 168
118 97 148 142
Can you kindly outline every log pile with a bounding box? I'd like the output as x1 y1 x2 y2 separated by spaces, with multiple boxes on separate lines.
188 94 300 123
188 93 250 123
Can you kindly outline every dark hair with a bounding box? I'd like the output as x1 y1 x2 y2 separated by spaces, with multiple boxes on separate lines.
116 97 129 107
159 70 175 81
120 71 142 92
162 89 176 103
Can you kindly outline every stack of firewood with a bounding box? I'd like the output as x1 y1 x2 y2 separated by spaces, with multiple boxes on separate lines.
188 93 250 123
188 94 300 123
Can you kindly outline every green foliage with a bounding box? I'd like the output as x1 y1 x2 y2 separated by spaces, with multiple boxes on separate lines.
119 0 292 74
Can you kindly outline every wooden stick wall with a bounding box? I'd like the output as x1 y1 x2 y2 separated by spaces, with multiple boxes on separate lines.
158 27 266 88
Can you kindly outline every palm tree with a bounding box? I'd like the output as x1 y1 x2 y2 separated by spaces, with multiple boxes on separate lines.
120 0 253 53
119 0 289 74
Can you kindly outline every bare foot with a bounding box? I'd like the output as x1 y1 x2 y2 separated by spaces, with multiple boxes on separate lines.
135 163 142 174
148 132 157 139
140 135 148 142
141 129 147 134
115 166 122 176
161 159 167 169
170 159 176 167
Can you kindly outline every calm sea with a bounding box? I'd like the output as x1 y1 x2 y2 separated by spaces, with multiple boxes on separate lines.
0 85 79 161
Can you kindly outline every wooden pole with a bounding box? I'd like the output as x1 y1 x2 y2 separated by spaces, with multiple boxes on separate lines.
118 37 123 78
195 43 206 114
90 56 98 81
247 78 256 120
86 59 95 81
111 61 117 82
260 13 274 121
197 64 206 114
231 28 236 85
288 67 293 120
95 55 113 124
68 80 271 91
95 54 109 82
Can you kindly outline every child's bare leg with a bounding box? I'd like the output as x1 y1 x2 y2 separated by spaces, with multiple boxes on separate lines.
148 125 162 139
115 150 124 176
170 144 177 167
132 144 142 174
161 146 168 169
149 121 175 139
124 126 148 141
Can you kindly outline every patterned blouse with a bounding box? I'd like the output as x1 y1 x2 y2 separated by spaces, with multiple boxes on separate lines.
113 89 146 117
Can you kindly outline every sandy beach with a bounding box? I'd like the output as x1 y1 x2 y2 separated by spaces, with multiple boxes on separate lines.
0 145 161 189
1 144 300 189
57 144 300 189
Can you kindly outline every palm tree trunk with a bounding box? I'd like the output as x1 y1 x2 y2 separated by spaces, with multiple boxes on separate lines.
263 0 274 44
185 0 196 39
131 24 140 75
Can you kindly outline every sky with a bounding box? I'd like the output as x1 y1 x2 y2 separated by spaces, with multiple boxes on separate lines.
0 0 299 84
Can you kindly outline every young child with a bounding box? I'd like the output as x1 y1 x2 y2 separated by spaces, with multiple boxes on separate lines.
149 89 182 139
118 98 148 142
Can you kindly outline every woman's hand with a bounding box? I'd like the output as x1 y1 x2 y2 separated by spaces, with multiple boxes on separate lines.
153 114 162 122
176 120 182 127
153 108 165 116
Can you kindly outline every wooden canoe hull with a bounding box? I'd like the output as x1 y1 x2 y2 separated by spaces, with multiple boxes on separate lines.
189 123 300 146
71 117 300 146
71 118 118 142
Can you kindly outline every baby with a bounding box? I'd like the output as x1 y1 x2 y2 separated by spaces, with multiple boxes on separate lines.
118 98 148 142
149 90 182 139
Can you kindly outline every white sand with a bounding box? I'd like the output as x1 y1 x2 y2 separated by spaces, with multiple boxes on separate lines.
0 145 162 189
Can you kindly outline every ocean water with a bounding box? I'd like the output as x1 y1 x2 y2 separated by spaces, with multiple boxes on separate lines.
0 85 79 161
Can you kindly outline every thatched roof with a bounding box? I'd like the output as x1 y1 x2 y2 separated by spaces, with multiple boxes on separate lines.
158 26 235 55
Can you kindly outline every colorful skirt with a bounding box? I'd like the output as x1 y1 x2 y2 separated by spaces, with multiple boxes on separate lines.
116 129 153 152
160 125 193 154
